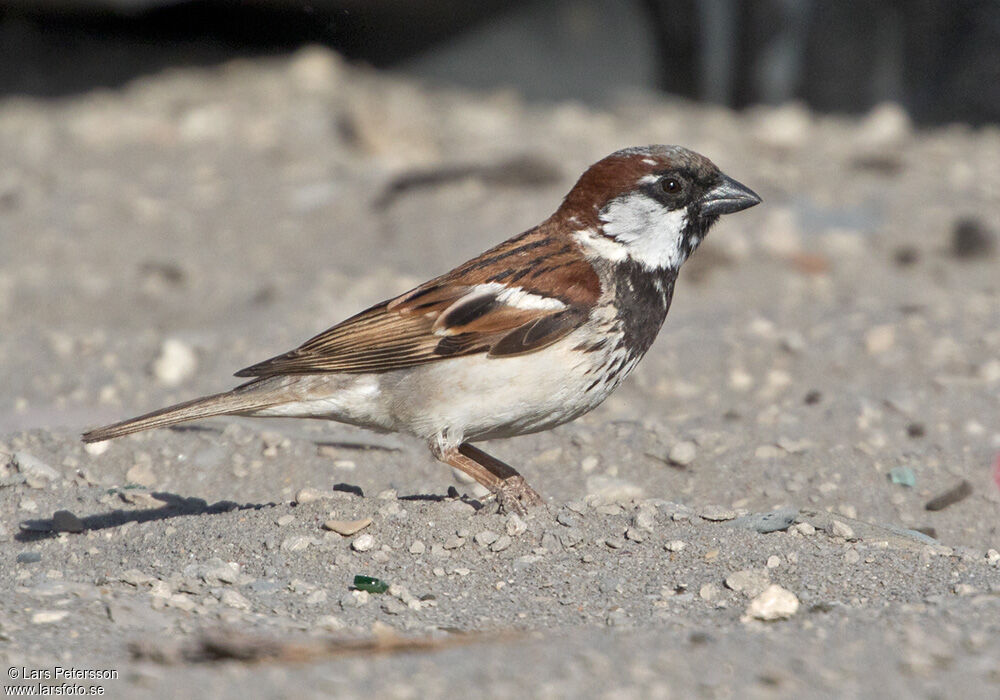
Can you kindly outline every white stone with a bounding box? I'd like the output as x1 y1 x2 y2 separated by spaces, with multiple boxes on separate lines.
668 441 697 467
83 441 109 456
830 520 855 540
724 569 771 597
352 533 375 552
32 610 69 624
151 338 197 386
745 585 799 621
220 590 251 610
14 452 61 481
295 487 323 504
865 325 896 355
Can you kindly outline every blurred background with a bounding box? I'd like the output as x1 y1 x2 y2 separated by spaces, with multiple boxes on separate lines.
3 0 999 125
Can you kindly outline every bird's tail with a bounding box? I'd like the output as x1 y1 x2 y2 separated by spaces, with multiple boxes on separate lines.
81 384 275 443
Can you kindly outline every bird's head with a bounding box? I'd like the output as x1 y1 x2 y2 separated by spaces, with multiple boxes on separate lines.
558 145 760 271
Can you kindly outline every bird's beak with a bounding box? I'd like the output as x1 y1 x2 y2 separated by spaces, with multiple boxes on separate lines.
699 175 761 217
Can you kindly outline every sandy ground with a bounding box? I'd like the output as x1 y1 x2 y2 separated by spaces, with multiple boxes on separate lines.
1 48 999 699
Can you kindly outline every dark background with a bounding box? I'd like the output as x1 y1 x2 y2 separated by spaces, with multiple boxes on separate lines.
2 0 998 125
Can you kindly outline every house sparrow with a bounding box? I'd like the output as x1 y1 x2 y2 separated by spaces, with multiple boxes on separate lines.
83 145 760 513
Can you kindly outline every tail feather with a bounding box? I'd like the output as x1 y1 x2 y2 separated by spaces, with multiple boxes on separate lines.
81 388 273 443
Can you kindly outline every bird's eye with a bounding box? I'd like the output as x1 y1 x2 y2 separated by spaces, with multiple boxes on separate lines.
661 177 683 194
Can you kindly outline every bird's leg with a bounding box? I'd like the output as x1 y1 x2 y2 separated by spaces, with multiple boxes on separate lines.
433 442 544 514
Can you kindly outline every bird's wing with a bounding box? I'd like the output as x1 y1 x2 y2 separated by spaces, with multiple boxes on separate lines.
234 278 590 377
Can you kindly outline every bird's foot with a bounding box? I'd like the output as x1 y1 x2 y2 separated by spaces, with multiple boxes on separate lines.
486 475 544 515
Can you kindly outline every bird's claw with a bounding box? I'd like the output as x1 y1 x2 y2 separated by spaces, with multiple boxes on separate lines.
484 475 544 515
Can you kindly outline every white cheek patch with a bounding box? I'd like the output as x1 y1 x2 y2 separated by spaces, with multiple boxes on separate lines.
598 193 689 270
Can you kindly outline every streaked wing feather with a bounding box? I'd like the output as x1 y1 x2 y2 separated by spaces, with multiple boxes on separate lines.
234 284 586 377
487 309 587 357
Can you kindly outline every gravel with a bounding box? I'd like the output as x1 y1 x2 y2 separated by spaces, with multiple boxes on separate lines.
1 45 999 699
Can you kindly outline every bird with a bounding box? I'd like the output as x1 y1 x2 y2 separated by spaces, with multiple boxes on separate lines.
83 145 760 513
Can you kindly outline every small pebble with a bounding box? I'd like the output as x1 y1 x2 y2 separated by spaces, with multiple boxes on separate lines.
844 549 861 564
724 569 770 597
729 508 798 533
306 590 328 605
120 569 154 586
32 610 69 624
745 585 799 621
220 590 251 610
699 505 737 522
766 555 781 569
632 505 657 531
837 504 858 519
668 441 698 467
352 534 375 552
665 540 687 552
793 522 815 536
474 530 499 546
506 514 528 536
342 590 370 608
889 467 916 487
830 520 855 540
151 338 197 386
864 324 895 355
83 441 109 457
281 536 313 552
295 487 323 504
324 517 373 536
149 581 172 598
491 535 513 552
381 598 406 615
316 615 345 631
585 475 643 505
409 540 426 555
443 535 466 550
556 511 579 528
125 463 157 488
276 515 295 527
699 583 719 602
13 452 61 481
204 561 241 584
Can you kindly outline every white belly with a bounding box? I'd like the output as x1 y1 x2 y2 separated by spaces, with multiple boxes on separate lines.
249 327 638 445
